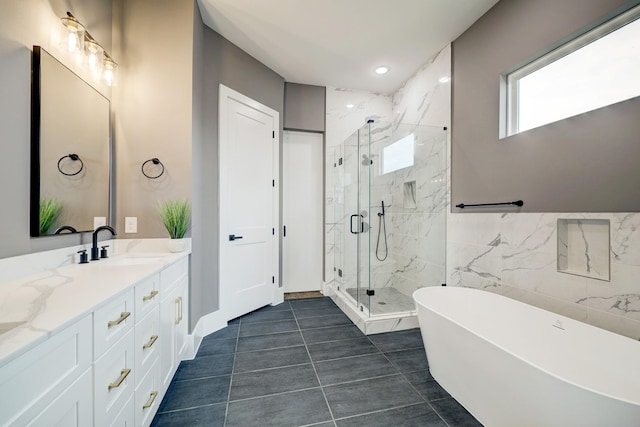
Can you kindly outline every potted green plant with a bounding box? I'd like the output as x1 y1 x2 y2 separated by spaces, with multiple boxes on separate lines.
39 197 63 235
157 199 191 252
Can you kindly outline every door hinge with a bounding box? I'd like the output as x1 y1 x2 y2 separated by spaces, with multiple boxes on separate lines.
272 131 275 138
272 228 275 235
272 276 275 284
338 157 343 165
272 179 275 187
366 289 375 296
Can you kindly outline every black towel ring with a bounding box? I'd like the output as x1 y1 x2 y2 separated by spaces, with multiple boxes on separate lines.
141 158 165 179
57 154 84 176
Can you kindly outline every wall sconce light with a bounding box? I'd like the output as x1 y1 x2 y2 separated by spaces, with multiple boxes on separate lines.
60 13 85 54
60 12 118 86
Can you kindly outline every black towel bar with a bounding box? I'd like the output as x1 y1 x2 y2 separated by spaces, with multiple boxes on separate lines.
455 200 523 209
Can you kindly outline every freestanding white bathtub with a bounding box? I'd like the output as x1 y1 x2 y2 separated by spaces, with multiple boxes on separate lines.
413 286 640 427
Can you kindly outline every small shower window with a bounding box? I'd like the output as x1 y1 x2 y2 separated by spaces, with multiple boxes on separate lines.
383 133 414 174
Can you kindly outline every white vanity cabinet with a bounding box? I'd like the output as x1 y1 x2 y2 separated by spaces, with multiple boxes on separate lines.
134 274 162 427
0 253 190 427
0 316 93 427
159 257 189 393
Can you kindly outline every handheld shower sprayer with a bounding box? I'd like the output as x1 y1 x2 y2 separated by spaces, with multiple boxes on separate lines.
376 201 389 261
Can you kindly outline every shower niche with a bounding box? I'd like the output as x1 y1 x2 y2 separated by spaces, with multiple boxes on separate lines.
328 121 447 333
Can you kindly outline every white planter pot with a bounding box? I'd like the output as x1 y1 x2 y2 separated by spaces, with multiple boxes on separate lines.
167 238 187 253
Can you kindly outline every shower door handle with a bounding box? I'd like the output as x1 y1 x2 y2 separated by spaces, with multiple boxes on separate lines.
350 214 364 234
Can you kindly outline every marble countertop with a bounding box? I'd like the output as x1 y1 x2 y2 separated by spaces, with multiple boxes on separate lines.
0 249 189 367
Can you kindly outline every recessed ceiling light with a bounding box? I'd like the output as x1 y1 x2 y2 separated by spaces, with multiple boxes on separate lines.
375 66 389 75
346 104 355 109
439 76 450 83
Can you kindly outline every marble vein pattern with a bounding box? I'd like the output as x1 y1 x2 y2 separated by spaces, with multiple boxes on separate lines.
326 46 450 310
448 212 640 340
0 239 190 365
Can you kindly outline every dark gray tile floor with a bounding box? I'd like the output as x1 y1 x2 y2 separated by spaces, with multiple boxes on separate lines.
152 297 483 427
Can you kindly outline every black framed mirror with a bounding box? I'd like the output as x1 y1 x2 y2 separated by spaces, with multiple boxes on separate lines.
30 46 111 237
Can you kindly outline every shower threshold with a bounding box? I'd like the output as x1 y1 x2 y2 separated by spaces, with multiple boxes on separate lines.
325 283 419 335
345 287 416 315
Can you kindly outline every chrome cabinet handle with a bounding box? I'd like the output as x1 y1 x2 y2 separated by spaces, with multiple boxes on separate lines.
142 391 158 409
142 290 158 301
107 311 131 328
143 335 158 349
108 368 131 390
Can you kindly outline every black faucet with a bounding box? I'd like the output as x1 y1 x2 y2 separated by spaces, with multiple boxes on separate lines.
54 225 78 234
91 225 116 261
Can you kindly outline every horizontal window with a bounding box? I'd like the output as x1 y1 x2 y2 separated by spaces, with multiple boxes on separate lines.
383 133 414 174
504 5 640 136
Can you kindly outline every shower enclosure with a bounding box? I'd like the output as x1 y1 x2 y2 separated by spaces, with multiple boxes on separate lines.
330 121 447 325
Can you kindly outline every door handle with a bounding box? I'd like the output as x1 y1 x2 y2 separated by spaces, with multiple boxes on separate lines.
350 214 365 234
229 234 244 241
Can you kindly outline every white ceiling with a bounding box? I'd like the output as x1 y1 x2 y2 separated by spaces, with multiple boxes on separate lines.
197 0 499 94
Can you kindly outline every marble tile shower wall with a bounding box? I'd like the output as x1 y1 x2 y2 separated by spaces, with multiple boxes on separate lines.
325 87 392 288
368 125 447 295
447 213 640 340
325 46 451 302
325 43 640 339
381 45 451 298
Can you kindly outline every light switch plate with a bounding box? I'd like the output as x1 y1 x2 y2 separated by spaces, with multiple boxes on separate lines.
93 217 107 228
125 217 137 233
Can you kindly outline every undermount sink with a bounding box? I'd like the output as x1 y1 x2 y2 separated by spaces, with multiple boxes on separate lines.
104 256 165 266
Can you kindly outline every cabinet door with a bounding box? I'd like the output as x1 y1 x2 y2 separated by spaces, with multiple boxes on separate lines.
135 274 160 322
159 287 179 394
0 316 92 427
175 278 189 360
109 394 134 427
94 289 135 359
94 329 135 427
134 305 161 385
134 359 161 427
25 368 93 427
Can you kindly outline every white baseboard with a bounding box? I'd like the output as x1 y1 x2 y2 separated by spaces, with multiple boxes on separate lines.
185 309 229 360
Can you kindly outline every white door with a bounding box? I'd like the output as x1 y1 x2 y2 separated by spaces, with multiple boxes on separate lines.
219 84 281 321
283 131 323 293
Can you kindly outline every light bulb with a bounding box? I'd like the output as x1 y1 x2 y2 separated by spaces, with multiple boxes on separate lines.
85 40 104 77
103 58 117 86
375 66 389 75
61 16 85 55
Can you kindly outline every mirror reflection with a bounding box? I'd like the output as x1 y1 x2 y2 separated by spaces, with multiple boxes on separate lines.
31 46 110 237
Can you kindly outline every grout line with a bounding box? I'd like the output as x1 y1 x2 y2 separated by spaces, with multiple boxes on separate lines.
226 385 325 404
223 314 241 427
292 304 338 426
233 361 313 376
233 342 306 355
331 401 433 423
157 402 225 415
238 328 302 339
367 337 451 427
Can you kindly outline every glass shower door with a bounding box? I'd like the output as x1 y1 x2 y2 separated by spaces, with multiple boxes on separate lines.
357 122 372 315
339 123 373 315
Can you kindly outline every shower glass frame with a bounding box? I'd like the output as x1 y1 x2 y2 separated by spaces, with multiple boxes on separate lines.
334 121 447 318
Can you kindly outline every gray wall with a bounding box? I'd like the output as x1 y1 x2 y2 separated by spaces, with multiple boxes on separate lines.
191 1 205 329
190 25 285 326
112 0 194 238
284 83 326 132
451 0 640 213
0 0 113 258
